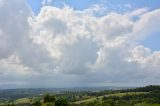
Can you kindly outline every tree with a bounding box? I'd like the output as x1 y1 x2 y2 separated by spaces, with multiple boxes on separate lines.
55 98 69 106
33 100 41 106
102 96 107 101
44 94 56 103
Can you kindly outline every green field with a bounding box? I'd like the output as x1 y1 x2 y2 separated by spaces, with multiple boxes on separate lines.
14 98 31 104
73 92 148 104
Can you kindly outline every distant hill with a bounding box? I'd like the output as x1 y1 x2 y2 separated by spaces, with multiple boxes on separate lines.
0 86 130 100
121 85 160 93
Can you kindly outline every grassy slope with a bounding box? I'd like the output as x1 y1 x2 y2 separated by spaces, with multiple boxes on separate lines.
15 98 30 104
73 92 148 104
13 97 37 105
134 103 160 106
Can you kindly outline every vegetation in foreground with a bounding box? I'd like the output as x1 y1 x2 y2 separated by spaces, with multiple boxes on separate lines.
0 85 160 106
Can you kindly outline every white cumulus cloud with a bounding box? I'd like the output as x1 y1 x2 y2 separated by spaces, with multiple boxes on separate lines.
0 0 160 88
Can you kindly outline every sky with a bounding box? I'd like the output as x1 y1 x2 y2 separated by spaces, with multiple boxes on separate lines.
0 0 160 89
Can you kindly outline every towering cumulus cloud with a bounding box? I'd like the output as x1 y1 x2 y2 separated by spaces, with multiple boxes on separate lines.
0 0 160 88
